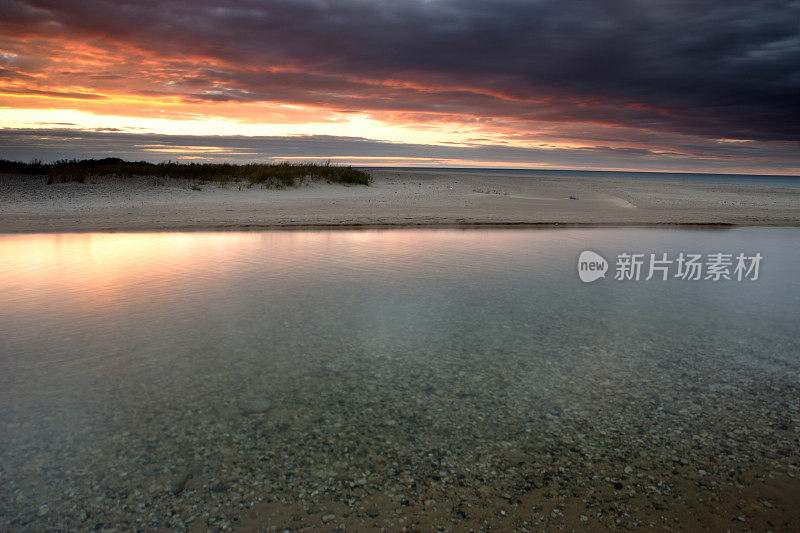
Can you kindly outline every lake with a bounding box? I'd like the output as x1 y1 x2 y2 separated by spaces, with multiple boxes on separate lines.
0 228 798 530
379 167 800 187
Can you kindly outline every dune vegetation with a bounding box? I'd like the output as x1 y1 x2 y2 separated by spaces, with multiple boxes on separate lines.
0 158 371 188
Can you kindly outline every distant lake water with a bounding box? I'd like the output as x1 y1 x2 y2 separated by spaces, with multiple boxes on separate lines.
0 228 798 530
373 167 800 187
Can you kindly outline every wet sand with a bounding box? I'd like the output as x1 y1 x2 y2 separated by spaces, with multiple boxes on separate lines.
1 168 799 232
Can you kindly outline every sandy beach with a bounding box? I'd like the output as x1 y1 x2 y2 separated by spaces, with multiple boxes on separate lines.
1 169 798 233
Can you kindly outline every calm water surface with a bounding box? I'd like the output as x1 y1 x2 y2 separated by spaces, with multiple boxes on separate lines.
379 167 800 187
0 228 798 529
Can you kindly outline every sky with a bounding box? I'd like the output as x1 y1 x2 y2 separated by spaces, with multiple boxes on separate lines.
1 0 798 173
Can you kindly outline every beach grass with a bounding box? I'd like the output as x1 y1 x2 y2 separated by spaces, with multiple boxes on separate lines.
0 158 372 187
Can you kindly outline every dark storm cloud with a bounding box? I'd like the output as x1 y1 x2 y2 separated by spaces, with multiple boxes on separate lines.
2 0 798 142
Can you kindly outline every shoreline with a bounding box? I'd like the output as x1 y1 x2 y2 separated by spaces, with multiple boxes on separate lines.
2 168 798 233
6 220 797 236
3 222 789 236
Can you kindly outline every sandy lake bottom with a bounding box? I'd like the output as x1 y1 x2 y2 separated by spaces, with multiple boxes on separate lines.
0 227 798 530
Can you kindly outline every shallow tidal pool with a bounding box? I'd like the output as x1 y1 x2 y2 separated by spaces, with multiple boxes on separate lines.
0 228 798 530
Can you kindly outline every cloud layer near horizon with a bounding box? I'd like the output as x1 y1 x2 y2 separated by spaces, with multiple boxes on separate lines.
0 0 798 171
3 128 799 175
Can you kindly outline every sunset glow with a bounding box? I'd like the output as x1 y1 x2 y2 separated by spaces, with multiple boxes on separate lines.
1 0 798 173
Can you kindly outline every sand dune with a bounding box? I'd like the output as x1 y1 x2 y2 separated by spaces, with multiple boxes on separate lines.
1 168 798 233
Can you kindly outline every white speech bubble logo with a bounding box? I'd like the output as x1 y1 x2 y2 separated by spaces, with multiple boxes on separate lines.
578 250 608 282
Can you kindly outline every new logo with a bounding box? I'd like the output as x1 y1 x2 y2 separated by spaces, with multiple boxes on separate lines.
578 250 608 282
